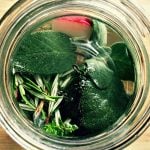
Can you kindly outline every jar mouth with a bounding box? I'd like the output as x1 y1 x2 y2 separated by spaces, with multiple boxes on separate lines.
0 0 150 150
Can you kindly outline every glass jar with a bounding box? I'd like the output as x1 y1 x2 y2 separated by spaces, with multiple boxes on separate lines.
0 0 149 149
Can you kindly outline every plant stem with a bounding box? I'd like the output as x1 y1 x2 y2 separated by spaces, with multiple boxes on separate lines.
34 100 44 121
47 75 59 123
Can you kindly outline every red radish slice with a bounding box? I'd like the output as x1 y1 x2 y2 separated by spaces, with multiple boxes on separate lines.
51 16 93 40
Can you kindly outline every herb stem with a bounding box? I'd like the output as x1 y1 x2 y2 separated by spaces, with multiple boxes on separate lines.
34 100 45 121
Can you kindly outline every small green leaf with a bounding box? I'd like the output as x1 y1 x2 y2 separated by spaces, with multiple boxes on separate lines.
13 31 76 75
19 84 26 95
43 120 64 136
23 85 55 102
19 103 35 112
18 86 35 109
90 20 107 46
52 97 63 112
43 118 78 136
23 76 40 90
110 42 134 81
34 75 45 90
15 74 24 86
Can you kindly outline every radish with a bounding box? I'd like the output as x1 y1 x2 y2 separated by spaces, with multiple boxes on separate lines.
51 16 93 40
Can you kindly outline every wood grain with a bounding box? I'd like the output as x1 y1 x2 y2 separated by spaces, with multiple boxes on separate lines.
0 127 23 150
0 0 149 150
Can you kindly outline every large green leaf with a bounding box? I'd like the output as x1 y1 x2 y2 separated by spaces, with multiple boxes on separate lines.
110 42 134 81
78 58 129 133
12 31 76 75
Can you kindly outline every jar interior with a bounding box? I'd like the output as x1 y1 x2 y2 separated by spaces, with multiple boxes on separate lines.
0 0 149 149
9 15 136 138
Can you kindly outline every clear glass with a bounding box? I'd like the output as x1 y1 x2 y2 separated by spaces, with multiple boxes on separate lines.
0 0 150 149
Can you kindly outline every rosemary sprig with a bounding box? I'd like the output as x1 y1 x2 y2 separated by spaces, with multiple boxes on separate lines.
46 74 60 123
13 71 78 136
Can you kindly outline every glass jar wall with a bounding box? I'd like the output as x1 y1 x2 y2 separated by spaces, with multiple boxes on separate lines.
0 0 150 149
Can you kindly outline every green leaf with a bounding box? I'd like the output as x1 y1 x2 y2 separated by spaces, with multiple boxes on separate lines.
90 20 107 46
110 42 134 81
85 58 114 89
13 31 76 75
43 118 78 136
79 62 129 133
18 85 36 109
19 103 35 112
43 120 64 136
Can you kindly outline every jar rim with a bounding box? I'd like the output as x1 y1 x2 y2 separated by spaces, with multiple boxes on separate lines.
0 0 150 150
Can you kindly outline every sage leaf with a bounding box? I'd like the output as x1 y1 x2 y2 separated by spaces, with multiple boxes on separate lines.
110 42 134 81
90 20 107 46
85 58 114 89
79 79 129 133
13 31 76 75
79 60 129 133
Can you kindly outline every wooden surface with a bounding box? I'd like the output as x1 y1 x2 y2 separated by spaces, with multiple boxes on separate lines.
0 0 150 150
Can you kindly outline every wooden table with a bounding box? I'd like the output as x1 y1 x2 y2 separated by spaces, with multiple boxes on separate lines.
0 0 150 149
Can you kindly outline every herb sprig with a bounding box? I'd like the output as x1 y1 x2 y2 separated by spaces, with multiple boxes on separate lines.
13 72 78 136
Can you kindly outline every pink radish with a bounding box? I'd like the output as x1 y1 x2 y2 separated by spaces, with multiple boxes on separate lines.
51 16 93 40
